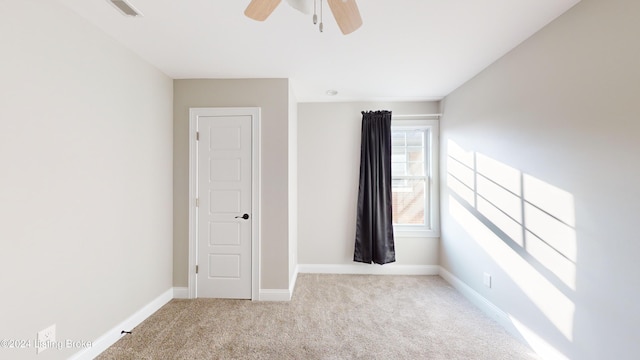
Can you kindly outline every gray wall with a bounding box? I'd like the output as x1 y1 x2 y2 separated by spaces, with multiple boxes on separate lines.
440 0 640 358
0 1 174 359
298 101 440 267
173 79 293 290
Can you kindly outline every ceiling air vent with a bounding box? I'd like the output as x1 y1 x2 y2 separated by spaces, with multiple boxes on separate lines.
108 0 143 17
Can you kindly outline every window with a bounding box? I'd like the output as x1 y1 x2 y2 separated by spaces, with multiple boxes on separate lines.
391 118 439 237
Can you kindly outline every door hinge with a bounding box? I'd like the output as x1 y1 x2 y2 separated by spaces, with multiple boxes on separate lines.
195 198 199 207
196 131 199 141
196 265 199 274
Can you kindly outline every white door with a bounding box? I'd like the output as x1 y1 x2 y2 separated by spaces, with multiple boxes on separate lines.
197 114 252 299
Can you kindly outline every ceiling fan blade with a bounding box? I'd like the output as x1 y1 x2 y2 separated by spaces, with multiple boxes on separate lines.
327 0 362 35
245 0 282 21
285 0 313 14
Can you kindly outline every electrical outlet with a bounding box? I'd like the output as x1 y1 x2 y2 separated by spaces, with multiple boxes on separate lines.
483 273 492 288
36 324 56 354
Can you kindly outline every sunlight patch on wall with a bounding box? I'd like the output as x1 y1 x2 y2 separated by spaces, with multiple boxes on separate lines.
510 316 570 360
446 140 577 290
448 195 575 341
475 154 523 246
523 175 576 228
446 139 577 343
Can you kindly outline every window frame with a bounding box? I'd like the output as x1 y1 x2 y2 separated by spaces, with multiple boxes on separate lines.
391 117 440 238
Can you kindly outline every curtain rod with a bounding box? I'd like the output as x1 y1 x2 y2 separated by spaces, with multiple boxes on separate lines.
392 114 442 119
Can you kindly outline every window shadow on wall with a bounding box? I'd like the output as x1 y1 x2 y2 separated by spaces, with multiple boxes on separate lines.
446 139 577 358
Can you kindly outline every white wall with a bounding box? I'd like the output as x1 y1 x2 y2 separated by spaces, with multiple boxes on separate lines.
440 0 640 358
298 101 440 270
0 1 173 359
173 79 292 290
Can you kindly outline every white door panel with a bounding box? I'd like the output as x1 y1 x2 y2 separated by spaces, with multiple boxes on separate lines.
197 115 252 299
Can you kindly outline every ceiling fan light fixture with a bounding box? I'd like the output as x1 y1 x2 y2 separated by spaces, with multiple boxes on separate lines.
285 0 313 15
244 0 362 35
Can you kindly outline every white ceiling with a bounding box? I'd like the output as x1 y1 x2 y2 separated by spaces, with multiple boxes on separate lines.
57 0 580 102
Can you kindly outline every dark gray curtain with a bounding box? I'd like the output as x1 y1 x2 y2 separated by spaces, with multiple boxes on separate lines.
354 110 395 265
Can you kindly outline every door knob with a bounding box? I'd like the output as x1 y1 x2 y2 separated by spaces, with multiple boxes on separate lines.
235 213 250 220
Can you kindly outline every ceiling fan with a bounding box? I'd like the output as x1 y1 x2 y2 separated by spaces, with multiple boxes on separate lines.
245 0 362 35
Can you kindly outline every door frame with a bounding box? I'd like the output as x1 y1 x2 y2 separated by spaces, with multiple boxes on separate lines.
188 107 261 300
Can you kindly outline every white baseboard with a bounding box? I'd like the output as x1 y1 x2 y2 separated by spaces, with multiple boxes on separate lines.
260 263 437 301
437 266 567 360
173 287 189 299
437 267 517 332
298 263 440 275
258 265 299 302
259 289 292 301
68 288 174 360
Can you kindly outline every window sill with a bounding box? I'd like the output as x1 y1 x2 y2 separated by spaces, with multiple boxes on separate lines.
393 228 440 238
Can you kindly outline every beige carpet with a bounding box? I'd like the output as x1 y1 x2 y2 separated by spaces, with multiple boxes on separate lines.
97 274 539 360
